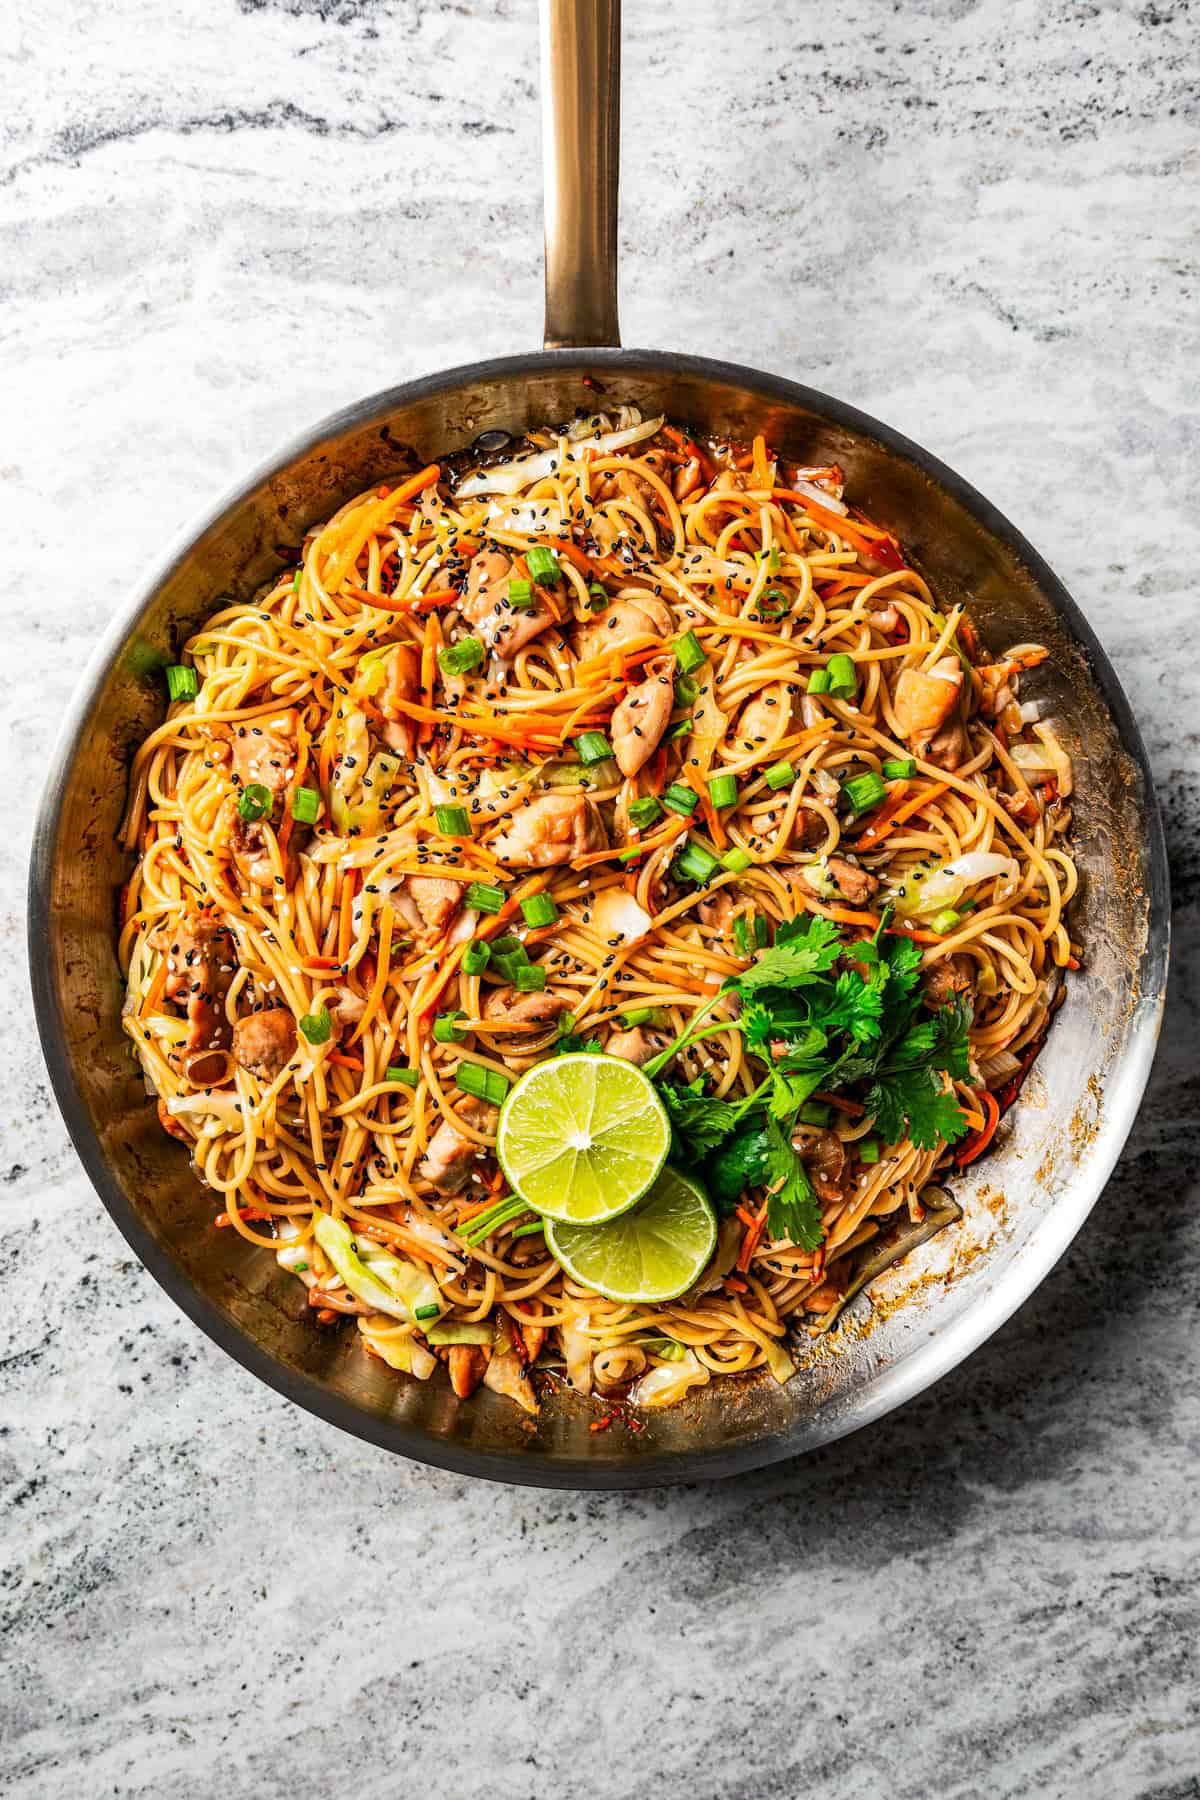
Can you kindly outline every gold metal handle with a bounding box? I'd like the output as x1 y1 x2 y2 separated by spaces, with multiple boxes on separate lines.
540 0 621 349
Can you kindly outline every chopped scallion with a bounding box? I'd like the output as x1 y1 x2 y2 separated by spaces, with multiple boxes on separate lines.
732 915 752 957
764 760 795 791
165 664 198 703
461 939 491 976
882 757 916 780
414 1303 441 1321
627 796 663 829
930 908 965 936
526 545 561 586
662 782 699 817
721 846 753 873
675 840 721 883
465 881 505 914
433 1011 467 1044
507 577 535 609
807 667 832 696
673 630 706 674
299 1007 332 1045
576 730 612 765
237 782 273 822
842 772 888 813
707 773 739 810
858 1137 881 1164
291 785 320 825
826 653 857 697
520 892 559 928
385 1065 420 1087
434 803 471 837
437 636 485 677
514 964 548 992
799 1100 832 1127
457 1061 510 1105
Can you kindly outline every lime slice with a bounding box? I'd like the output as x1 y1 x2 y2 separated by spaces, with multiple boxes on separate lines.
545 1165 717 1303
496 1052 670 1225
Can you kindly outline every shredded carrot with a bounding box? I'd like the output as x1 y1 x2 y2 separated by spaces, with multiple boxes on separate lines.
736 1199 770 1272
857 781 950 851
344 584 459 615
751 433 770 490
328 1052 364 1071
337 869 359 964
772 489 879 558
418 615 441 745
700 793 727 851
955 1089 1000 1168
723 1276 749 1294
139 957 169 1018
663 425 716 483
811 1090 866 1117
215 1206 271 1227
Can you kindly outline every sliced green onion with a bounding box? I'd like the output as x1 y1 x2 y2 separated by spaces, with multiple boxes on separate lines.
165 664 198 703
807 668 832 696
299 1007 332 1045
461 939 491 976
675 840 721 884
858 1137 881 1164
673 630 706 675
721 846 753 873
291 785 320 825
931 908 965 936
587 582 608 610
457 1061 510 1105
576 730 612 765
385 1065 420 1087
665 717 693 742
618 1007 665 1029
842 772 888 813
465 881 505 914
707 773 739 810
507 577 535 609
237 782 273 823
435 803 471 838
526 545 561 586
733 915 752 957
764 761 795 791
433 1010 467 1044
662 782 699 817
514 964 548 993
761 588 790 618
673 673 699 707
754 913 770 948
826 653 857 697
414 1303 441 1321
799 1100 832 1127
510 1220 546 1240
520 892 559 928
628 796 663 829
556 1010 577 1037
292 570 302 592
437 637 484 677
882 757 917 780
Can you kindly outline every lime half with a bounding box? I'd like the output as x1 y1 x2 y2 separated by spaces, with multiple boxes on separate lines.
545 1165 717 1303
496 1052 670 1225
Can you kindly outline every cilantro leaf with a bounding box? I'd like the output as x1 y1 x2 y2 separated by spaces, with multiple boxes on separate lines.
763 1116 823 1249
659 1078 750 1158
735 915 842 993
768 1065 827 1119
706 1123 771 1210
821 965 887 1044
865 1066 970 1150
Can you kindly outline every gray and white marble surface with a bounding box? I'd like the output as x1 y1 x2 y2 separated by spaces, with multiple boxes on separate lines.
3 0 1198 1794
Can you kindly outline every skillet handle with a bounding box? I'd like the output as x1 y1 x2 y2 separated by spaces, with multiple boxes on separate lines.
540 0 622 348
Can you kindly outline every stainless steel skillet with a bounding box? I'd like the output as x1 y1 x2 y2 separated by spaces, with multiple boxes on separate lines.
27 0 1169 1488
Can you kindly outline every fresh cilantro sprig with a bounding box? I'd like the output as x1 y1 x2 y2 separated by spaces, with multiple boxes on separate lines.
647 908 972 1250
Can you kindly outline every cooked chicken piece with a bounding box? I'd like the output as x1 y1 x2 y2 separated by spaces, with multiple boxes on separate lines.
605 1025 673 1067
417 1098 497 1193
574 595 674 663
159 911 237 1087
481 985 574 1028
791 806 828 852
802 1263 850 1314
459 548 555 659
610 658 674 777
922 952 976 1009
330 986 366 1032
231 710 299 800
893 657 964 760
795 1129 846 1205
393 873 462 941
378 643 421 757
483 1348 538 1414
924 716 969 772
794 856 878 907
1000 786 1040 826
228 709 299 883
731 692 787 754
867 602 900 634
232 1008 297 1081
674 456 703 501
446 1344 488 1400
490 793 607 867
698 890 736 933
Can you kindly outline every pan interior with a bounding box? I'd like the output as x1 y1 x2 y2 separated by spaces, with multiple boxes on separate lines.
31 352 1166 1485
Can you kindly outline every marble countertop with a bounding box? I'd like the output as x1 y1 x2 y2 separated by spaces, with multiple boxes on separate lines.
3 0 1198 1794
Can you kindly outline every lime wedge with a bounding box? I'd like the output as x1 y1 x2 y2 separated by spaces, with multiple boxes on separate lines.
496 1052 670 1225
545 1166 717 1303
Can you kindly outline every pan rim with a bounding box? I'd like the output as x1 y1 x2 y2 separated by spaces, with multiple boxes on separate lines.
27 347 1171 1489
